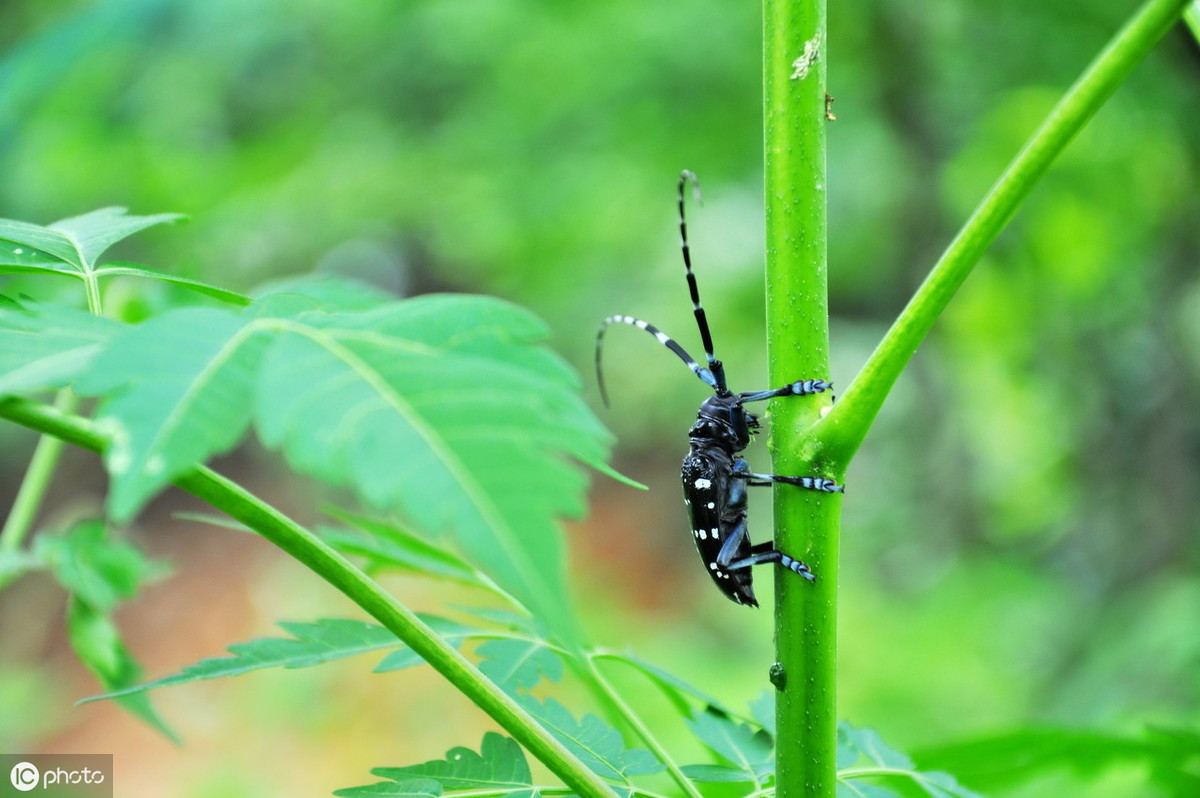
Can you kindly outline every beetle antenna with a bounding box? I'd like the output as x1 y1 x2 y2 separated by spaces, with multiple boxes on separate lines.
596 315 721 407
678 170 727 393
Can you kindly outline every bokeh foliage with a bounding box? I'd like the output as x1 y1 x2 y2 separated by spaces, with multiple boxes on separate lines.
1 1 1198 796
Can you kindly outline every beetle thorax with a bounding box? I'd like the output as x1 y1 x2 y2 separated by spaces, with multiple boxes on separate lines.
688 394 757 453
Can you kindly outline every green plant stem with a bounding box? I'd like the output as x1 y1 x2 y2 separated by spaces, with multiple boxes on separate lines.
583 656 704 798
817 0 1192 463
0 391 77 557
0 395 617 798
763 0 839 797
0 273 104 566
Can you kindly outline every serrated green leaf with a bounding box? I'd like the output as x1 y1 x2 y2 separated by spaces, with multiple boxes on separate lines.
597 651 733 718
477 638 563 692
836 722 862 770
252 273 397 310
750 690 776 739
0 238 77 277
319 508 484 586
0 297 122 395
0 209 182 273
0 217 85 268
680 764 758 783
74 305 269 522
837 782 901 798
840 770 984 798
914 725 1200 796
359 732 535 798
839 723 914 770
66 597 177 741
333 777 443 797
838 724 986 798
93 263 251 306
68 292 612 645
48 208 184 270
916 771 988 798
519 695 663 783
34 521 168 613
372 616 488 673
686 709 773 780
83 618 412 702
254 294 613 645
450 606 538 635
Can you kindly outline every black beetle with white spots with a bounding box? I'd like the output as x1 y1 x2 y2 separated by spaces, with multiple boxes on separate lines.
596 171 844 607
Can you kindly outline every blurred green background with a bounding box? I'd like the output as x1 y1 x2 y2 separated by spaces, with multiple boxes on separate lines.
1 0 1197 796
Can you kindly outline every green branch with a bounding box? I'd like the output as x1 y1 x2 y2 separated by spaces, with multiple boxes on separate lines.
0 396 616 798
817 0 1192 463
763 0 840 797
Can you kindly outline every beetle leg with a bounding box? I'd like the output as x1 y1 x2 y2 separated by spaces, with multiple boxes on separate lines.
736 471 844 493
723 541 816 582
714 519 749 568
738 380 831 403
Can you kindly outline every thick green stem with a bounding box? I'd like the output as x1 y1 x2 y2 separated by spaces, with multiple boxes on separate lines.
0 396 616 798
817 0 1192 463
764 0 839 796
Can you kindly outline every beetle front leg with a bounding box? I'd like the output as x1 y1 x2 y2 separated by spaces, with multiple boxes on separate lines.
738 379 831 403
738 471 845 493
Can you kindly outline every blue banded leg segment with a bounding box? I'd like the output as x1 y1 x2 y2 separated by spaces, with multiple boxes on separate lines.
724 541 816 582
738 379 831 404
739 471 845 493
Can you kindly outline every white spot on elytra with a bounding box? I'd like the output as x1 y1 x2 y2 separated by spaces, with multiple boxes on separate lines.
699 529 707 540
709 563 718 571
790 34 821 81
694 478 712 490
706 502 715 509
711 528 720 539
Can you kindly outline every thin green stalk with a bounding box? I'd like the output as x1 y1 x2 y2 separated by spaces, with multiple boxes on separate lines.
583 655 705 798
817 0 1192 463
0 396 616 798
0 277 102 572
763 0 839 797
0 391 77 558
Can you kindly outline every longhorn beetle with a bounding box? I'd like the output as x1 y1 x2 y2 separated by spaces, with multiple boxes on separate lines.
595 170 844 607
